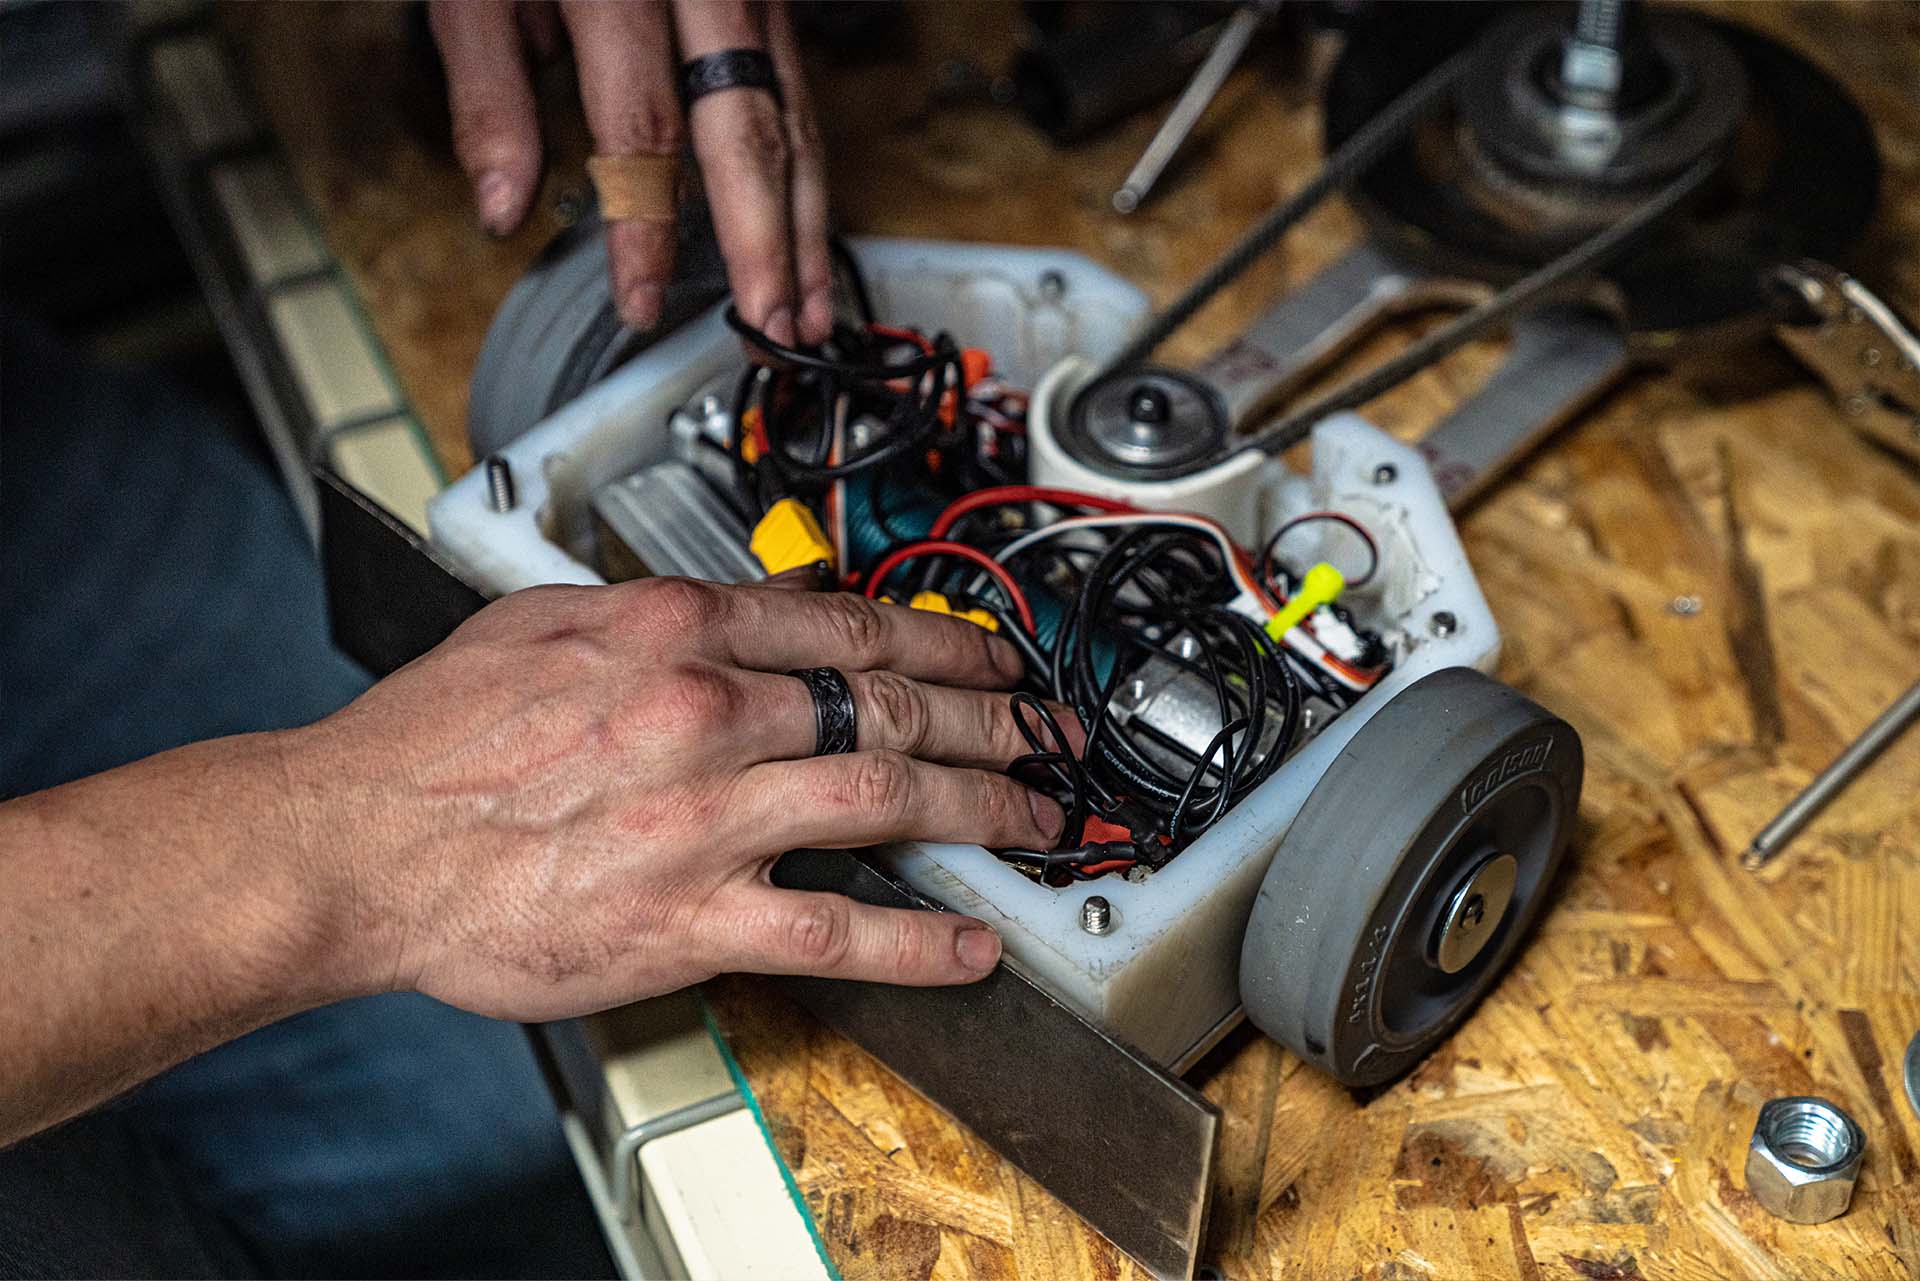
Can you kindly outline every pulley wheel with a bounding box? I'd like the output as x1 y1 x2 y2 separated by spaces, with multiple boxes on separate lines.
1062 364 1230 479
1322 5 1879 348
467 201 728 460
1240 667 1582 1086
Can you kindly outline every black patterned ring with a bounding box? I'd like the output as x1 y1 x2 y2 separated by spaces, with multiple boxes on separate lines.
788 666 858 757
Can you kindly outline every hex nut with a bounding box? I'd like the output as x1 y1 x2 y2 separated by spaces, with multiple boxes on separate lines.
1745 1097 1865 1224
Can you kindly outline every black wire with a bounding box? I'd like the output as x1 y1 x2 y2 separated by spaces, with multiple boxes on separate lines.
725 305 946 380
1039 525 1305 850
1259 510 1382 592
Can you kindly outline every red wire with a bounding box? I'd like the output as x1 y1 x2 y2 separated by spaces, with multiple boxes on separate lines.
928 485 1141 539
862 539 1039 634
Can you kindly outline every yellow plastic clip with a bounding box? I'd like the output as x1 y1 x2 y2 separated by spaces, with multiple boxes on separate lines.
1264 561 1344 641
908 590 1000 633
750 498 836 575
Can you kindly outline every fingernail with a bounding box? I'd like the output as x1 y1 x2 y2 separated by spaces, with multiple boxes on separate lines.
955 926 1001 974
620 280 663 330
762 306 796 347
988 636 1026 680
475 171 518 236
1028 791 1065 842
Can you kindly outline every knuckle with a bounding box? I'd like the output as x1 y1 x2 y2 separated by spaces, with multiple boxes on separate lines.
734 105 791 173
977 775 1018 833
862 672 927 751
884 915 928 979
636 576 726 636
785 105 824 161
818 593 887 664
619 100 685 154
848 751 913 820
656 662 740 736
787 899 851 969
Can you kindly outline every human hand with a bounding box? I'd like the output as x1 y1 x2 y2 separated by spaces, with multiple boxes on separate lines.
286 578 1071 1022
429 0 832 344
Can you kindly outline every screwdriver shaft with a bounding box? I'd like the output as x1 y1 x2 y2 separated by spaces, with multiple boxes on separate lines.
1744 678 1920 868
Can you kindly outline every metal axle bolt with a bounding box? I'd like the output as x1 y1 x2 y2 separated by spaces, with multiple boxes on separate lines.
1372 462 1399 485
1430 611 1458 638
1458 893 1486 931
1080 895 1114 935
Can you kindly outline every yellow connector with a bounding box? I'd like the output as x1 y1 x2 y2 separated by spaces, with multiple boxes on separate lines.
907 590 1000 633
1264 561 1344 642
751 498 836 576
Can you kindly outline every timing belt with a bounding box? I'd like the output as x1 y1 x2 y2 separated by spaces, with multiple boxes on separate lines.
1093 40 1719 462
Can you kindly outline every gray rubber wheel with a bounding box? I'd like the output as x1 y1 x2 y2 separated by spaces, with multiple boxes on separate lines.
467 201 728 460
1239 667 1582 1087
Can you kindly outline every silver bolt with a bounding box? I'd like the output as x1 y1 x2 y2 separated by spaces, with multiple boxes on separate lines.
1862 347 1883 368
485 455 516 513
1038 270 1068 302
1429 611 1458 638
1669 594 1704 617
1080 895 1114 935
1372 462 1399 485
1847 394 1871 417
1458 893 1486 932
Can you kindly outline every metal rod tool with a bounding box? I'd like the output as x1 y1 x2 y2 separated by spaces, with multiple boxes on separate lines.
1111 2 1273 215
1744 678 1920 869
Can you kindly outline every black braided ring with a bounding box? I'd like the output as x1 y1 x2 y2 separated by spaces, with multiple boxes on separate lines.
789 666 857 757
681 48 782 108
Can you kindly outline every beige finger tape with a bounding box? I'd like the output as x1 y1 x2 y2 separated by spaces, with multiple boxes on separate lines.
587 153 679 222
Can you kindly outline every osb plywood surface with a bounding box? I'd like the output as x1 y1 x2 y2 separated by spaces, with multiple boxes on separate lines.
229 2 1920 1276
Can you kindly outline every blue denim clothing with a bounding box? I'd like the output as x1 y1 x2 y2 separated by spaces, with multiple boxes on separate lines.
0 311 612 1278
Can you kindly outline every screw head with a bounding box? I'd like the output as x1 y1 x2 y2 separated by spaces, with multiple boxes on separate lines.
1038 269 1068 302
1458 893 1486 931
1128 384 1172 426
1429 611 1458 638
1080 895 1114 935
1372 462 1399 485
1669 594 1704 617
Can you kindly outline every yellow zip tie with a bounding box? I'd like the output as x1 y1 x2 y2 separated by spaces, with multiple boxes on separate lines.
1265 561 1345 641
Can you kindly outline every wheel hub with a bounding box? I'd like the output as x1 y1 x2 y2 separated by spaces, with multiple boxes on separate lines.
1429 851 1518 974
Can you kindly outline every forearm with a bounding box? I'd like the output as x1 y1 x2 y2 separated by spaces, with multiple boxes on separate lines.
0 730 367 1145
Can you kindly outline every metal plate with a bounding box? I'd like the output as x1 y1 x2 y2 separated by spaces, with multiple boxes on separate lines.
317 466 488 675
773 849 1220 1280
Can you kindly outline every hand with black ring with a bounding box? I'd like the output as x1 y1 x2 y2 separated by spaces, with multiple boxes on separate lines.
281 578 1082 1019
429 0 832 344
